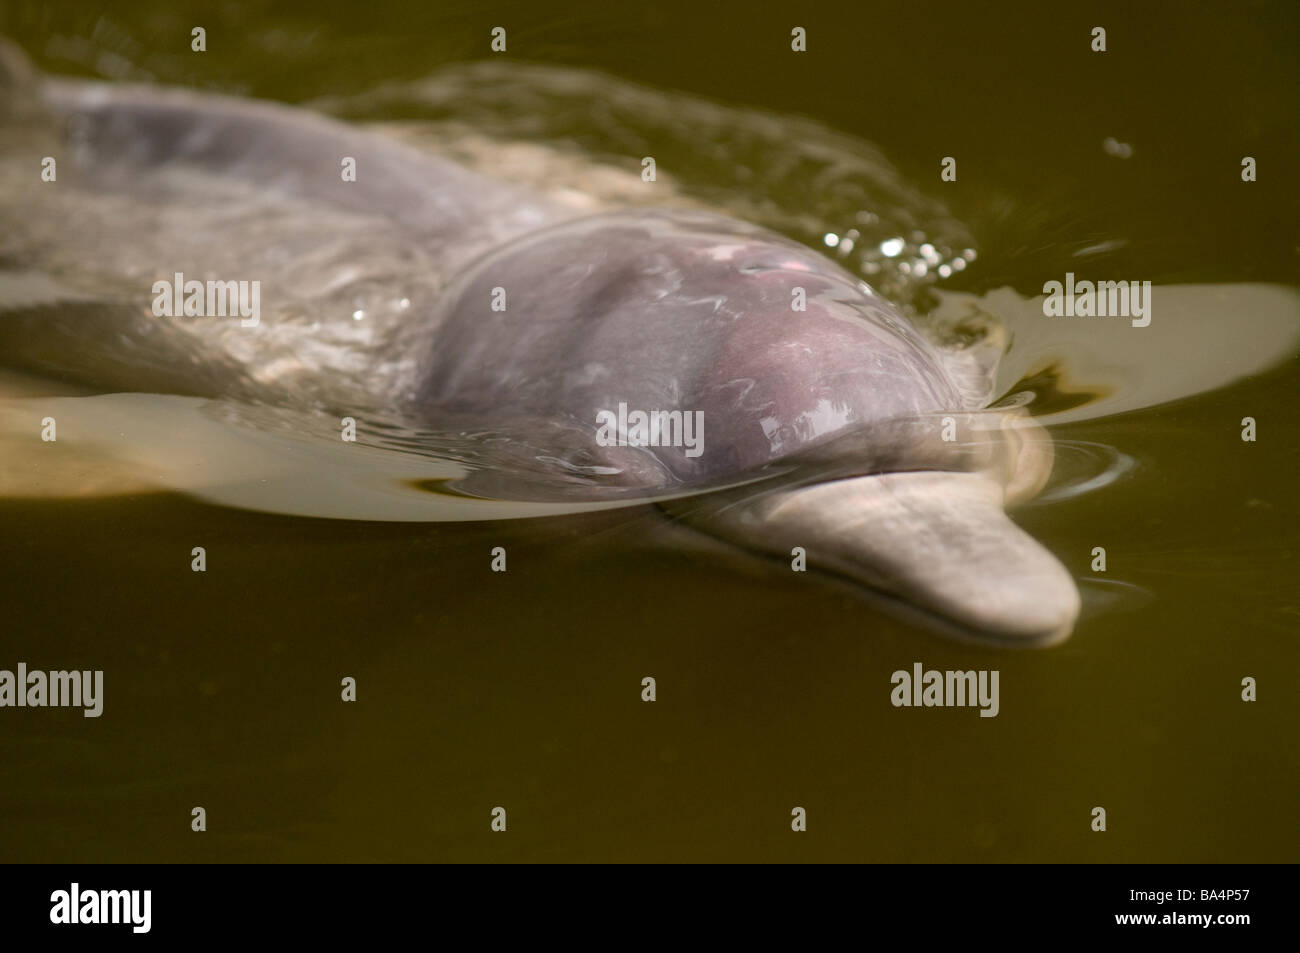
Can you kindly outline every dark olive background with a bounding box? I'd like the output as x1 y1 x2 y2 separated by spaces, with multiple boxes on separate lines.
0 0 1295 861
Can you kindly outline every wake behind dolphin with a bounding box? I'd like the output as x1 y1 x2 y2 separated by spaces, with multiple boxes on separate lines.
1 39 1296 646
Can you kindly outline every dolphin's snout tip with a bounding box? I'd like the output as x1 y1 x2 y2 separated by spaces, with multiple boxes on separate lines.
947 561 1081 648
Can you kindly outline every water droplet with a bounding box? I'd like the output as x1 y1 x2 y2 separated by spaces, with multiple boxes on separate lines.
1102 137 1134 159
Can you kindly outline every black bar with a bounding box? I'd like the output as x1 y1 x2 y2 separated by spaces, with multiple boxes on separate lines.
0 863 1282 939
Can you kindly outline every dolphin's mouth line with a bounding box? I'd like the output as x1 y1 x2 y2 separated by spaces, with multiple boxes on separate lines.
820 568 1077 650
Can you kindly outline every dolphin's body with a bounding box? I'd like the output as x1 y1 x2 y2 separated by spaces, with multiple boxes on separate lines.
0 42 1080 644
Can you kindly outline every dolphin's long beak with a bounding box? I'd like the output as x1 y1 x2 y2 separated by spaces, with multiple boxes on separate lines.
687 469 1081 646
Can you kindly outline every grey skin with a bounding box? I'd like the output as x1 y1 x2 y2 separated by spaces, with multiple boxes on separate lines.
0 42 1080 644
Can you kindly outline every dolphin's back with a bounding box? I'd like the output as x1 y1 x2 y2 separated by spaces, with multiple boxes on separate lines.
35 76 561 257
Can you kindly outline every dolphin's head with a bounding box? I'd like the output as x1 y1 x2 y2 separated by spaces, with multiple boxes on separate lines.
417 208 1080 643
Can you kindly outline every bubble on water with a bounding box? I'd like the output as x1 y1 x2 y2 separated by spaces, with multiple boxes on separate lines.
352 309 365 321
823 232 839 248
880 237 905 257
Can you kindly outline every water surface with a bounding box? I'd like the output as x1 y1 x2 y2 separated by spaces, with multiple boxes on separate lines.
0 0 1296 862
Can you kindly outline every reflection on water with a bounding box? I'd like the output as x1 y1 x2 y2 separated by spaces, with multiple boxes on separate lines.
3 279 1294 522
991 365 1106 417
1028 441 1136 505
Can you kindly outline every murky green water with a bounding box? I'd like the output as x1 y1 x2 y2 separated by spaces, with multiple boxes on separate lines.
0 0 1296 861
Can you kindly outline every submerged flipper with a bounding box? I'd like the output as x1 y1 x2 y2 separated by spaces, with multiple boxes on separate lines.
690 470 1081 645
